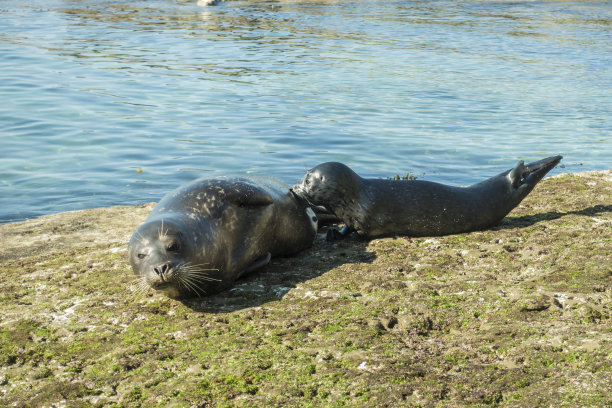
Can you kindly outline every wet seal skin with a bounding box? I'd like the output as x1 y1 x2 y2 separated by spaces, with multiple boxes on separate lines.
292 156 562 240
128 176 317 298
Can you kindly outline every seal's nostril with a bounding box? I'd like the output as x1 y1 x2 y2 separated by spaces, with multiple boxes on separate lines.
154 263 170 276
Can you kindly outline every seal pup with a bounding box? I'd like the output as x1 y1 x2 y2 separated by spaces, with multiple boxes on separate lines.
129 176 317 298
291 156 562 239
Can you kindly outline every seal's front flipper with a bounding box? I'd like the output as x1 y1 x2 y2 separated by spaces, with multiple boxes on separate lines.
242 252 272 276
326 225 352 242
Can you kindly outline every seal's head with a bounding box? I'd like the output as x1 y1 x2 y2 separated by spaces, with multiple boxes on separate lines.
129 176 318 299
291 162 362 211
128 217 220 298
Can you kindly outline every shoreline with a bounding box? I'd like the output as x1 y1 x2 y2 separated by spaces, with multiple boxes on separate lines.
1 170 610 407
1 169 610 227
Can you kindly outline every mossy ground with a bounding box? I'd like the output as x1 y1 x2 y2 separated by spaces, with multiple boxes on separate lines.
1 171 610 407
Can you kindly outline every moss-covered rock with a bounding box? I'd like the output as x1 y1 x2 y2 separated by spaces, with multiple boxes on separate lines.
1 171 610 407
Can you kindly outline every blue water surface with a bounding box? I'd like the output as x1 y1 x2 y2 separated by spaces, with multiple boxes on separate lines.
1 0 610 223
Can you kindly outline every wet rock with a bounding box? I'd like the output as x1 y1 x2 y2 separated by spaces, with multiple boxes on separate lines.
0 172 610 407
518 294 552 312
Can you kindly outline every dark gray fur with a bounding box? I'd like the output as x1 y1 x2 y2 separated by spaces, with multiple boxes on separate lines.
128 176 317 298
291 156 562 238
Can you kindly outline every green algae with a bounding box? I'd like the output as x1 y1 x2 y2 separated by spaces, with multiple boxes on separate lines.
0 172 610 407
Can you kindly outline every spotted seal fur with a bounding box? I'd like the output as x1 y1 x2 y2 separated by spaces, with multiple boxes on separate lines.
129 176 317 298
291 156 562 239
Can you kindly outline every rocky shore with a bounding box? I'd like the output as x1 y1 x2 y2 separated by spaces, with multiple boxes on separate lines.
1 171 610 407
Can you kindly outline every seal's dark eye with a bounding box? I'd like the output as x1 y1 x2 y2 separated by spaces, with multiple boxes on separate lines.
137 253 146 260
167 242 180 252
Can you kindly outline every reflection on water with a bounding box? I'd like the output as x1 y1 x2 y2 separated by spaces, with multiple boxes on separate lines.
0 0 610 223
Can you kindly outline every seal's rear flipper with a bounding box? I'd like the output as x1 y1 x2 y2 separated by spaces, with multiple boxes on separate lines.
508 160 526 188
508 155 563 189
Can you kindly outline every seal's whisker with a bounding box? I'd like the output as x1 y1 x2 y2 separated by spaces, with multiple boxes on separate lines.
178 263 221 280
158 218 170 240
177 275 198 296
193 276 221 282
181 266 219 273
178 262 212 270
129 277 151 294
178 274 205 297
183 270 220 282
133 230 149 245
175 263 219 288
181 267 220 274
138 279 150 293
181 262 214 269
186 276 206 296
182 270 222 281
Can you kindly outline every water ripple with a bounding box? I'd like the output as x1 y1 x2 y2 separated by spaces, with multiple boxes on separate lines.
0 0 610 222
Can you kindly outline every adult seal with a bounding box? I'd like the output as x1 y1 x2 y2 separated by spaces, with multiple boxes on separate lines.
128 176 317 298
291 156 562 239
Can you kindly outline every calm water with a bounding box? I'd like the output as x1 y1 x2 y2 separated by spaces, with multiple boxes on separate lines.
1 0 610 223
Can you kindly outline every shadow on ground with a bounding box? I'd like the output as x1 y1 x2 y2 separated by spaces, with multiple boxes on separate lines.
499 204 612 229
181 204 612 313
180 234 375 313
